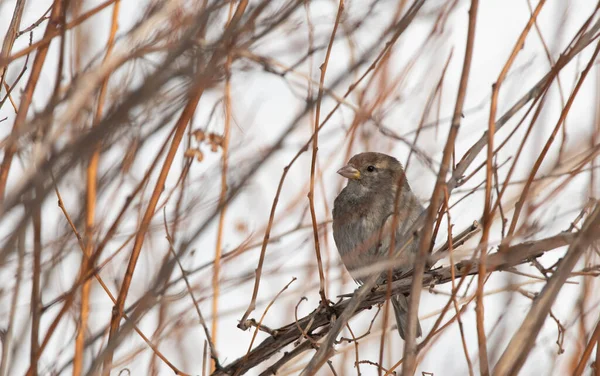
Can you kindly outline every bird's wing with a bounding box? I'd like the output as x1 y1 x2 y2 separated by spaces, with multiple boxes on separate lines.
377 202 423 278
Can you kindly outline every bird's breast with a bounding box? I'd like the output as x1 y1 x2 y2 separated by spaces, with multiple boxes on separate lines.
333 195 386 279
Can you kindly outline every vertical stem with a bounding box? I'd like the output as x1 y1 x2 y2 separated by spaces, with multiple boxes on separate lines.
29 186 43 376
444 187 474 376
379 175 405 376
211 1 235 369
99 0 258 370
100 9 246 370
0 228 25 376
308 0 344 305
102 89 202 376
480 2 548 372
402 0 478 373
73 2 120 375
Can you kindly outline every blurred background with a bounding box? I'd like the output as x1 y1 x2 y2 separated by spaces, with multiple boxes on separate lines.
1 0 600 374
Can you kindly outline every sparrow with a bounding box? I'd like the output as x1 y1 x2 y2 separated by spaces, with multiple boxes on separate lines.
332 152 422 339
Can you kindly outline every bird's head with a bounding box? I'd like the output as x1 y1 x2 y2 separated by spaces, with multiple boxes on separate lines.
337 152 407 191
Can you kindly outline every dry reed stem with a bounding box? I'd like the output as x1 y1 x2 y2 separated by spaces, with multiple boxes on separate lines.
308 0 345 307
73 2 120 374
402 1 478 374
477 3 547 374
102 88 208 374
444 187 474 376
211 11 233 375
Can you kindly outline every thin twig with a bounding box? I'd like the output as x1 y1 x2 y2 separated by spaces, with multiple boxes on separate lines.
163 209 221 369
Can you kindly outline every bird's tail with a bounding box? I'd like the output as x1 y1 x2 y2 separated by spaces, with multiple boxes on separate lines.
391 293 422 340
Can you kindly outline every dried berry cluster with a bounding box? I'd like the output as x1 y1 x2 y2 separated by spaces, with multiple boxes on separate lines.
184 129 225 162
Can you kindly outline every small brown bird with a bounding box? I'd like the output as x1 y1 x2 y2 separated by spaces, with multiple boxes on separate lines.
332 152 422 339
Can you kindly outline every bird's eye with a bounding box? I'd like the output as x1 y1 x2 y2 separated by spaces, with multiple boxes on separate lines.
366 165 376 172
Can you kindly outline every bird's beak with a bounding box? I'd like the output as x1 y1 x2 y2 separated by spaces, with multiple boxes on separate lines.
337 164 361 180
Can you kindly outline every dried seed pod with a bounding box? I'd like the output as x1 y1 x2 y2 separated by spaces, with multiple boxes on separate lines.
195 149 204 162
211 134 224 146
184 148 197 158
193 129 206 142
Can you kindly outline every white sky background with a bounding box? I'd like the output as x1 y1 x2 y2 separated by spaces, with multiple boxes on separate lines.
1 0 600 375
